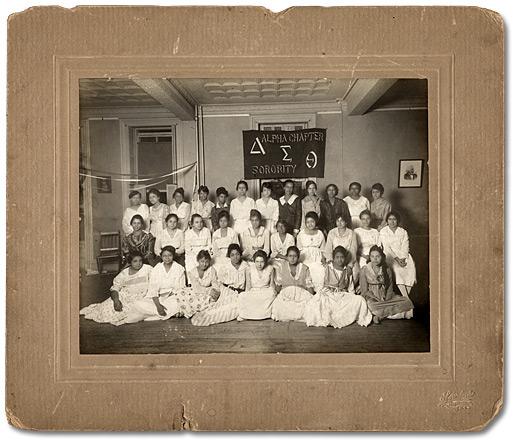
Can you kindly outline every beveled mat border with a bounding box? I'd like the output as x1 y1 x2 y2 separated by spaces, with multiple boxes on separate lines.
55 55 452 383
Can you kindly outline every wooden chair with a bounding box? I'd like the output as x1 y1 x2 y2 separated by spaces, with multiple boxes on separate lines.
96 231 122 276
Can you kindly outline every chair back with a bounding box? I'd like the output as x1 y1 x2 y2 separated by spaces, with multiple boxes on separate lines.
99 232 120 255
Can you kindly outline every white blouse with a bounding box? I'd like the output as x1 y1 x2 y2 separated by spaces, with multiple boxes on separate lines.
379 226 410 260
241 226 271 260
154 228 185 257
324 227 358 266
122 204 150 235
218 259 248 289
212 227 239 258
188 266 220 293
270 232 295 259
230 197 256 234
169 202 191 231
148 203 169 238
343 195 370 227
354 227 381 258
255 197 279 233
144 262 186 298
184 227 213 259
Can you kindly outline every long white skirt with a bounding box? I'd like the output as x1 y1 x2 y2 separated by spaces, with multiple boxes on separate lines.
130 294 181 322
300 259 325 292
238 287 276 320
390 254 417 287
305 290 372 328
271 286 313 322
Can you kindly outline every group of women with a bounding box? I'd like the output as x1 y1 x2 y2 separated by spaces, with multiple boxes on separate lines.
81 179 416 328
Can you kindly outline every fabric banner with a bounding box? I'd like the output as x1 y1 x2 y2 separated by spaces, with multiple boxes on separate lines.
242 128 326 179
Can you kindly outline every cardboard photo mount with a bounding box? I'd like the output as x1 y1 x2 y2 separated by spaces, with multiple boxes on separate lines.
6 6 504 431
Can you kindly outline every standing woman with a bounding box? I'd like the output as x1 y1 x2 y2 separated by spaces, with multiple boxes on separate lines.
184 214 213 273
278 179 302 237
121 214 156 266
211 187 231 231
359 245 414 323
370 183 392 231
122 190 150 235
354 209 381 268
343 182 370 229
319 184 351 234
191 185 215 232
170 187 191 231
191 244 247 326
379 211 416 298
271 246 315 322
270 219 295 272
323 213 358 283
229 180 256 235
154 213 185 266
241 209 270 261
255 182 279 234
300 180 321 230
147 188 169 238
131 246 185 321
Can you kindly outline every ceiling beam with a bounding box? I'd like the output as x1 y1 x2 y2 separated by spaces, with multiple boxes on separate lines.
343 79 399 116
131 79 195 120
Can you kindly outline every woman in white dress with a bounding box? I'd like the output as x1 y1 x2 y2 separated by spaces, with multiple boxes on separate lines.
229 180 256 235
324 213 359 284
354 209 381 268
270 219 295 272
237 250 277 321
191 244 247 326
255 182 279 234
212 210 239 274
154 213 185 266
305 246 372 328
122 190 150 235
170 187 191 231
297 211 326 290
131 246 186 321
272 246 316 323
147 188 169 238
241 209 270 261
184 214 213 274
300 180 322 230
80 252 153 326
379 211 417 298
343 182 370 229
191 185 215 232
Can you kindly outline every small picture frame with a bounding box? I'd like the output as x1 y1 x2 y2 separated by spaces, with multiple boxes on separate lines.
96 176 112 193
398 159 424 188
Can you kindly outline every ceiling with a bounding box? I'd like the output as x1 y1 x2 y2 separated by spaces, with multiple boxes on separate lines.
79 77 428 113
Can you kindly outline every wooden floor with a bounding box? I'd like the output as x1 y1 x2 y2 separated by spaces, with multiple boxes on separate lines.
79 272 430 355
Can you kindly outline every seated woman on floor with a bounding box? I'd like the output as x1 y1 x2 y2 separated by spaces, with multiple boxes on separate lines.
191 244 247 326
237 250 277 321
122 214 156 266
169 249 220 319
305 246 372 328
271 246 315 323
359 245 414 324
80 252 153 326
131 246 186 322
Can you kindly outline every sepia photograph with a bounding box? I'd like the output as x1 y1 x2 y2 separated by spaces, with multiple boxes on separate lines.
78 77 430 355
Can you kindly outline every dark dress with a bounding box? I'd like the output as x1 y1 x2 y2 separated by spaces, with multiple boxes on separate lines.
278 194 302 234
319 197 352 233
122 231 156 266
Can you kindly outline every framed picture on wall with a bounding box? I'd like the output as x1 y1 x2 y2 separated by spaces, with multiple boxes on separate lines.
96 176 112 193
398 159 424 188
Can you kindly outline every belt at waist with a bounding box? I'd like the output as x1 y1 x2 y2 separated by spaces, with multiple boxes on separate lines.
222 283 245 293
